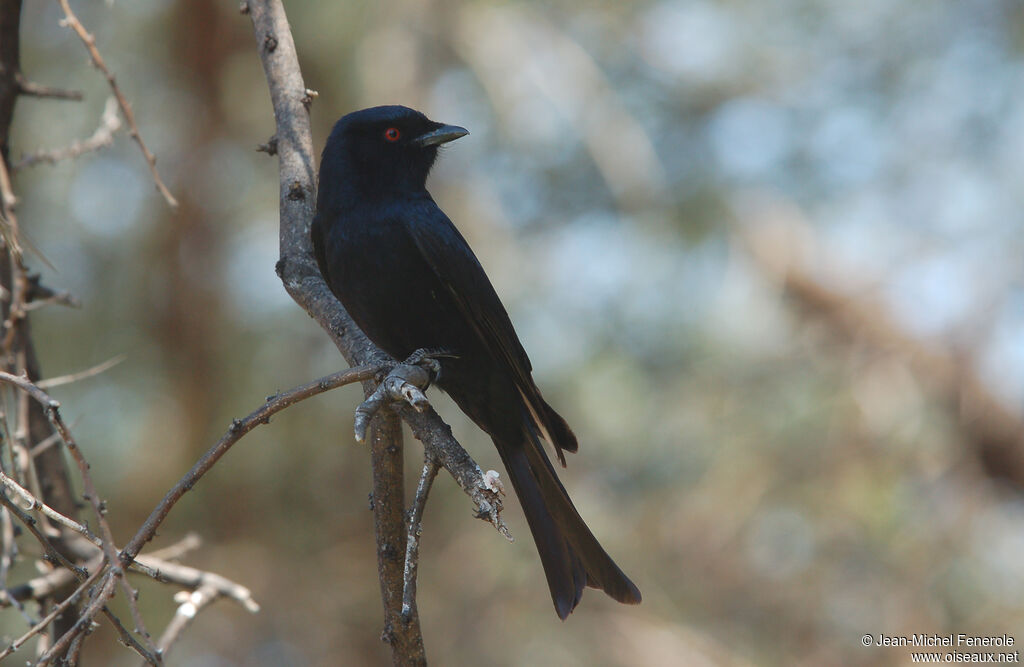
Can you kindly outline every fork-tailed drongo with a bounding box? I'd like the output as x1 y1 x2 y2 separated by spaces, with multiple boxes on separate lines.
311 105 641 619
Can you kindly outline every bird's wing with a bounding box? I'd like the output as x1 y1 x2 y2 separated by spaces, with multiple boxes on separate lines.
402 199 579 463
402 199 533 381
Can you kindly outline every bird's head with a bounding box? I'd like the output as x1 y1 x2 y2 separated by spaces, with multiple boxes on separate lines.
318 105 468 203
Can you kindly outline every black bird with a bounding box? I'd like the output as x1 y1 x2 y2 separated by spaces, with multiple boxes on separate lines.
311 105 641 619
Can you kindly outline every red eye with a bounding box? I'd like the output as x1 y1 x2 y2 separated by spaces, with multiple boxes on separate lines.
384 127 401 142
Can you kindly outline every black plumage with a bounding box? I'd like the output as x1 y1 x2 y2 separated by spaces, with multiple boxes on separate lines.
311 105 641 619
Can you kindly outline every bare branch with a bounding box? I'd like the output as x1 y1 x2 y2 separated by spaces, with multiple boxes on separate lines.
36 573 117 666
14 72 83 101
402 457 438 619
102 606 161 665
0 491 88 578
149 583 220 664
120 365 382 563
37 354 125 389
0 370 158 659
25 278 80 311
142 532 202 562
54 0 178 208
135 555 259 613
0 467 102 544
14 96 121 169
0 563 103 662
0 560 89 608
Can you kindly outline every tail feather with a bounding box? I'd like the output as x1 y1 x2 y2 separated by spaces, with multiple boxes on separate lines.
494 422 642 618
440 364 640 617
518 389 578 465
542 397 578 457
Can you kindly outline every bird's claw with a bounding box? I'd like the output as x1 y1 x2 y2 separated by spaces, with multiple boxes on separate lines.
354 356 448 442
402 348 457 385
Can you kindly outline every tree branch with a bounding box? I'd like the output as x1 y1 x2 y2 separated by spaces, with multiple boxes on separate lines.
402 457 438 620
121 365 382 563
245 2 510 662
13 72 82 101
14 95 120 169
54 0 177 208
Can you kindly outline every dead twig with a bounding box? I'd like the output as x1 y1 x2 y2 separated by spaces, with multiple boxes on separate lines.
36 573 117 666
134 553 259 613
55 0 177 208
15 96 121 169
148 583 220 665
0 557 97 609
120 365 383 564
14 73 83 101
0 491 87 578
103 605 160 665
0 562 103 662
0 370 158 661
0 467 101 544
402 456 438 619
37 354 125 390
25 275 81 310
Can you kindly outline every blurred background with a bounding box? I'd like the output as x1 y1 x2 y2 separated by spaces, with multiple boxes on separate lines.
4 0 1024 664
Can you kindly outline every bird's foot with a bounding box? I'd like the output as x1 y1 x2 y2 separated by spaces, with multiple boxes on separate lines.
402 348 458 385
354 352 454 443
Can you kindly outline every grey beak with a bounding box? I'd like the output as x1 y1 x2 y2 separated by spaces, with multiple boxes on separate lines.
414 124 469 147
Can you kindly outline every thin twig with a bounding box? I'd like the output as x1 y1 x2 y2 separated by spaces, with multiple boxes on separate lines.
25 275 81 310
120 365 382 563
14 73 83 101
142 532 202 562
0 370 158 660
36 572 117 666
104 606 160 665
149 583 219 664
0 555 102 609
402 457 438 619
0 492 87 578
0 467 101 544
0 503 35 626
15 96 121 169
37 354 125 389
0 158 29 359
134 554 259 613
55 0 178 208
0 563 103 662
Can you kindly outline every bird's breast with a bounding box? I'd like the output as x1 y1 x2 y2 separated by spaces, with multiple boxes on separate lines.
326 209 473 361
